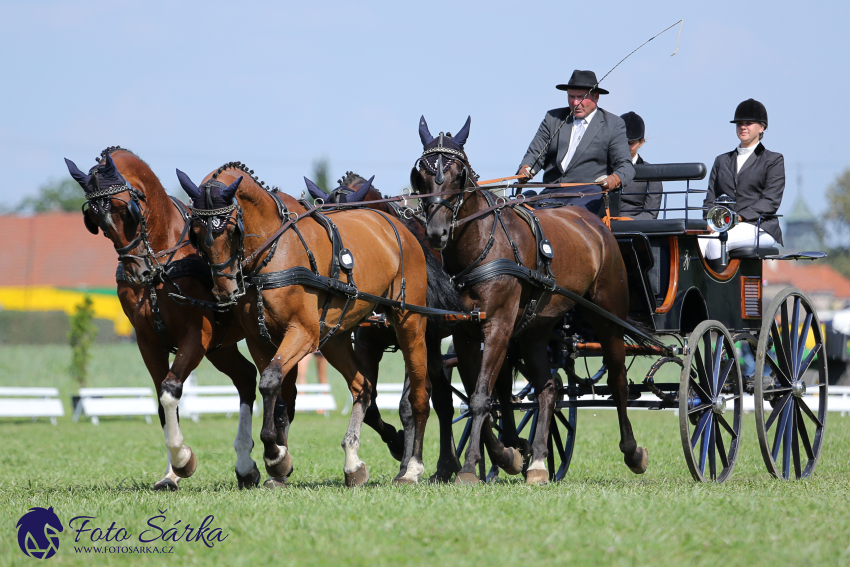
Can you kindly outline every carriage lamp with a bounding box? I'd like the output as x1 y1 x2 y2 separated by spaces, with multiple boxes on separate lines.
707 196 738 267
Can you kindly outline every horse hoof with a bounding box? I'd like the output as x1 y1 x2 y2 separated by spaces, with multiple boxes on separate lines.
392 476 417 486
172 448 197 479
344 463 369 487
153 478 179 491
626 447 649 474
525 469 549 485
501 447 524 476
428 473 454 484
265 450 293 479
236 463 261 489
263 477 288 489
454 472 480 485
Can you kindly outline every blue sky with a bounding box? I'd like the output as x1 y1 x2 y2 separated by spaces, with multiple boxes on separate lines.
2 0 848 218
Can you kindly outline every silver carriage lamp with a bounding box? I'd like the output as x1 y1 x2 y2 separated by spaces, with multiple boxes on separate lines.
706 195 737 267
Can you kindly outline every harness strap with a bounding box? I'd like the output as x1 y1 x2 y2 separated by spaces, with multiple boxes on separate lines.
454 259 669 351
251 267 483 320
453 185 606 228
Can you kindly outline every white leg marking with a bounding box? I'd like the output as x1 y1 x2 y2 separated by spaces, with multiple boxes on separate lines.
343 439 363 473
160 391 191 468
399 457 425 483
161 442 181 484
342 401 365 473
527 457 547 471
233 403 255 476
264 445 288 467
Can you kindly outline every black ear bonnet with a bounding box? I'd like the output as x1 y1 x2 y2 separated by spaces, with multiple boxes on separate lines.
66 154 144 237
176 169 243 250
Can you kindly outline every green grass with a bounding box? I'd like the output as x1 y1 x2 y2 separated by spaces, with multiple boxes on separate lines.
1 345 849 566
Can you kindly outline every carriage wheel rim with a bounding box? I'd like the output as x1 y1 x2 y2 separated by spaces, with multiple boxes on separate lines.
679 320 744 483
753 288 827 480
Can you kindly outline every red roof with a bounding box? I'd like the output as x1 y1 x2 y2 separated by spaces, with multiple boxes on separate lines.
0 212 117 288
764 260 850 299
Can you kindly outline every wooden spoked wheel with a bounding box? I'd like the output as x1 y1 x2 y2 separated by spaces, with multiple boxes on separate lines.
754 288 827 480
679 320 743 483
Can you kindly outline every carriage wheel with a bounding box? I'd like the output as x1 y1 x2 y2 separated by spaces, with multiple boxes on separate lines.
679 320 743 483
754 288 827 480
514 401 577 482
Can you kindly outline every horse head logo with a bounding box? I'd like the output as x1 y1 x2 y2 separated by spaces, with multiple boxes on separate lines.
16 506 63 559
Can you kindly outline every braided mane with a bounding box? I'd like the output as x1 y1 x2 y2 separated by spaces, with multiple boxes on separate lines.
96 146 145 164
212 161 278 191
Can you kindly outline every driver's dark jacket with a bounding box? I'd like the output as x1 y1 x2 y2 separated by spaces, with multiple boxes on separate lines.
702 143 785 245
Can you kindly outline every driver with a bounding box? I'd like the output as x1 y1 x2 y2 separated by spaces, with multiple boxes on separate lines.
700 99 784 260
517 69 634 216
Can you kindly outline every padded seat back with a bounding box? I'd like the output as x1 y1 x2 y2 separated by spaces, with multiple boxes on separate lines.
729 246 780 259
610 218 708 234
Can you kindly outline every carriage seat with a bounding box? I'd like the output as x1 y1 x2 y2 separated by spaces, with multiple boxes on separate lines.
729 246 780 259
609 218 708 234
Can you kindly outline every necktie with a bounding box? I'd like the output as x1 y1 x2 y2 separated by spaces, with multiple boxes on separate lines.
561 119 587 170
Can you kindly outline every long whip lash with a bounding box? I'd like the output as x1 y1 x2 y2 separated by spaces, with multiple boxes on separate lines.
523 19 684 182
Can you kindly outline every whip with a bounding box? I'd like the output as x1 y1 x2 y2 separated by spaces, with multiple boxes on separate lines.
522 19 684 184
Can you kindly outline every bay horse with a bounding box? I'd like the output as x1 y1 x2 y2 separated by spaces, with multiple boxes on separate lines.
410 117 649 484
64 149 261 490
309 173 476 481
177 167 433 486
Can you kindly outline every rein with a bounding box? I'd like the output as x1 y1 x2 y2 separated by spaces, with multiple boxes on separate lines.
452 184 606 228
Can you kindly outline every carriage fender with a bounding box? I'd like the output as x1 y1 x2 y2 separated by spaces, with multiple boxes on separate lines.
678 287 708 335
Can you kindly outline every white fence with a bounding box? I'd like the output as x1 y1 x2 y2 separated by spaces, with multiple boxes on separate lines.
0 387 64 425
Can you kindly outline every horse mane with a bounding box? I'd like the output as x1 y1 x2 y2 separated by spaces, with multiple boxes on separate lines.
211 161 278 191
96 146 146 165
338 171 368 188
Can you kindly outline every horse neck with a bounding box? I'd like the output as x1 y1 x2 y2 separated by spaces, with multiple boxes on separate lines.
445 189 500 268
117 155 183 251
237 183 292 260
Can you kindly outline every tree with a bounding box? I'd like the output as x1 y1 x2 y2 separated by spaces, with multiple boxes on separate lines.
16 177 86 213
824 168 850 279
68 295 98 389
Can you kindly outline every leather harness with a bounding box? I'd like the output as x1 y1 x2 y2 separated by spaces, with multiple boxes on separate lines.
194 190 483 348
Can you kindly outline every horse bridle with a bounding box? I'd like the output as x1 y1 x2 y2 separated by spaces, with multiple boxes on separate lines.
81 181 163 283
414 134 476 233
189 200 247 309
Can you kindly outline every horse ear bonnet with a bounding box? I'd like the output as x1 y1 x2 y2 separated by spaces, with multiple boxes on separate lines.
341 176 374 203
304 177 327 201
94 154 128 188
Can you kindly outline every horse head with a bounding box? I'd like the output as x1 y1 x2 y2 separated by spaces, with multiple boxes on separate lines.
410 115 472 250
304 174 376 205
177 169 244 303
65 150 152 282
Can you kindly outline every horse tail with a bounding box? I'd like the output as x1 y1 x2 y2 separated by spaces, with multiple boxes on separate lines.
421 245 466 319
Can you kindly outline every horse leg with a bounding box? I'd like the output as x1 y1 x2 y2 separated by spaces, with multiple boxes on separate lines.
454 320 521 484
490 356 528 470
590 316 648 474
353 327 405 460
517 327 558 485
135 338 182 490
321 337 374 487
428 328 461 482
158 342 207 482
205 345 260 489
255 330 313 488
388 311 430 485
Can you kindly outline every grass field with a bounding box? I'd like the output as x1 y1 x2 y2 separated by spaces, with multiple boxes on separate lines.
1 344 849 566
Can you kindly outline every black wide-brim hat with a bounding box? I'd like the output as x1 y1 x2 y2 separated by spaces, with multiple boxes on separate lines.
556 70 609 95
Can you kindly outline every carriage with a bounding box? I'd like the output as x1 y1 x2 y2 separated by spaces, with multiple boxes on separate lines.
438 162 828 483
